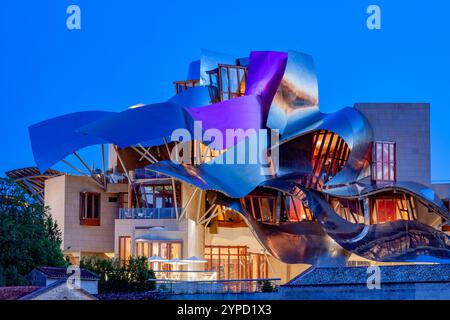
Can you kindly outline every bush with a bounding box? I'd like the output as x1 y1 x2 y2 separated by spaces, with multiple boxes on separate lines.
81 256 156 293
259 280 276 292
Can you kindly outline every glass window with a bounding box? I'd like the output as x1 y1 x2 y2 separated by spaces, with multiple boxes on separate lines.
119 236 131 263
372 141 396 182
137 183 180 209
79 192 100 225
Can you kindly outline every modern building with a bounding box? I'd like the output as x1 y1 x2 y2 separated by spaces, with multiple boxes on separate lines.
8 50 450 285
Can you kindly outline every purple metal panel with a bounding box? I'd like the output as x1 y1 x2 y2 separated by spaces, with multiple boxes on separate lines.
186 95 263 149
245 51 288 120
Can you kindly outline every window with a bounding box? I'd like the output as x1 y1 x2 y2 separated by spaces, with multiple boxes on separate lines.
370 195 417 224
119 236 131 264
329 198 365 224
204 246 269 281
216 206 246 228
135 240 182 270
375 199 396 223
309 130 350 188
242 191 314 224
205 246 248 280
372 141 396 182
207 64 247 102
133 183 181 209
79 192 100 226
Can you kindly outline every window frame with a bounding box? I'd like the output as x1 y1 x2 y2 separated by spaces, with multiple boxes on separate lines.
372 141 396 182
79 192 101 226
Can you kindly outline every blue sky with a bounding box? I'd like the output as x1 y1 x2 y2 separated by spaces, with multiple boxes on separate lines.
1 0 449 181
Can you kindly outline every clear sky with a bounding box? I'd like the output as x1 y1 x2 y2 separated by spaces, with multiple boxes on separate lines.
1 0 449 181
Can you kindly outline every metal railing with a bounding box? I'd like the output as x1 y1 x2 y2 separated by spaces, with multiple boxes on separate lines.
154 270 217 281
134 168 171 180
119 207 178 219
149 278 281 294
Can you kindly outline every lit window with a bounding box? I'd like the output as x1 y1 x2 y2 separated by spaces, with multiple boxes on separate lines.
79 192 100 226
134 183 181 209
370 195 417 224
375 199 396 223
119 236 131 264
372 141 396 182
134 240 182 270
204 245 268 281
207 64 247 102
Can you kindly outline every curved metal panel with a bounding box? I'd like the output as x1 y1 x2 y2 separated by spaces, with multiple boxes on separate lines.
245 51 288 118
275 107 373 187
211 193 350 266
76 102 192 148
323 180 450 220
149 133 270 198
266 50 320 134
29 111 115 172
200 49 237 86
186 95 264 149
304 188 450 263
168 86 212 108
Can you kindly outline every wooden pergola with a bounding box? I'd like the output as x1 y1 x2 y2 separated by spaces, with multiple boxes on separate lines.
5 167 63 204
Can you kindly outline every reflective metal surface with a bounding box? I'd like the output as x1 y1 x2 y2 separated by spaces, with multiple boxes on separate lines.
210 192 350 266
323 180 450 220
29 111 115 171
304 188 450 263
266 51 319 135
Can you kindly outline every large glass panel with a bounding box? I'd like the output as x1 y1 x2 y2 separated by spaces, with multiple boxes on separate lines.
93 194 100 218
170 243 181 259
220 67 229 100
382 143 389 163
376 163 383 180
151 242 159 256
238 68 246 93
229 67 238 95
160 242 168 258
86 193 93 218
376 143 382 162
260 198 273 222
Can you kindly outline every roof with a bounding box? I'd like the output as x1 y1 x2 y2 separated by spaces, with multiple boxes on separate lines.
19 279 97 300
285 264 450 287
0 286 41 300
35 267 99 280
5 167 63 204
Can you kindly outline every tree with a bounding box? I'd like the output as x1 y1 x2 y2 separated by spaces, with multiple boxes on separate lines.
0 178 67 286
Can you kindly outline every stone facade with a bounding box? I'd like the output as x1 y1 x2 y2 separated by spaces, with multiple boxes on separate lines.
355 103 431 185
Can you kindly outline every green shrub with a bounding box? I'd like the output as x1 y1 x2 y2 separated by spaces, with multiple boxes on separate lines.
81 256 156 293
259 280 276 292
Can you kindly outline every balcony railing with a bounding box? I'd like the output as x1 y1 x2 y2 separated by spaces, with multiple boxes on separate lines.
149 278 281 294
134 168 171 180
119 208 178 219
154 270 217 281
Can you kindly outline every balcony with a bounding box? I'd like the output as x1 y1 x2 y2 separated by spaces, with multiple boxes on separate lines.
119 207 178 219
134 168 171 180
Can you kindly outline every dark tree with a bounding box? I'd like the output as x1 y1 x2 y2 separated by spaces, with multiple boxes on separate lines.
0 178 67 286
